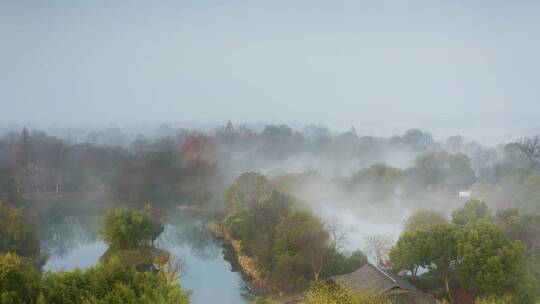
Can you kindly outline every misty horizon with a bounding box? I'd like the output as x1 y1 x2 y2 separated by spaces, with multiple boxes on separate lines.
1 1 539 144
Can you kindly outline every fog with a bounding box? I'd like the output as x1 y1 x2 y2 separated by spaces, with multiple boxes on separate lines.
2 1 540 145
1 2 540 302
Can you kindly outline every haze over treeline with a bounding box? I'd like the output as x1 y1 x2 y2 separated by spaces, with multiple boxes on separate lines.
1 123 539 215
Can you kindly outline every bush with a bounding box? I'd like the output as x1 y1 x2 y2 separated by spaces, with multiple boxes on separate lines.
40 258 190 304
304 281 395 304
223 211 246 240
474 295 518 304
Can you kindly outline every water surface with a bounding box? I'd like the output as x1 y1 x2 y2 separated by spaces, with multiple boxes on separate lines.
41 210 253 304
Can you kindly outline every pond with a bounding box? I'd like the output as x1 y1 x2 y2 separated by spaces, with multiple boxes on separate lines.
40 209 254 304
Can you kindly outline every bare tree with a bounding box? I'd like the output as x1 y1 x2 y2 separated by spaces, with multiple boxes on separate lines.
363 234 393 266
300 229 328 281
324 215 357 250
517 135 540 163
155 255 186 286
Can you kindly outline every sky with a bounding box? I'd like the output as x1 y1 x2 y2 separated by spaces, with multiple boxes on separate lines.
1 1 539 141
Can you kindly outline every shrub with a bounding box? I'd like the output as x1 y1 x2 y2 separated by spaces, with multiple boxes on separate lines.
304 281 395 304
40 258 190 304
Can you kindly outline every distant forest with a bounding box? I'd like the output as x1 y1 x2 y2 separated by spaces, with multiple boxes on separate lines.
0 122 539 214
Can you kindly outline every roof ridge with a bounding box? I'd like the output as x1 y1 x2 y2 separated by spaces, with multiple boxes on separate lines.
374 265 397 284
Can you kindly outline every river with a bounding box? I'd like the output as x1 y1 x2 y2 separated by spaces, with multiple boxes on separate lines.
39 205 405 302
40 209 254 304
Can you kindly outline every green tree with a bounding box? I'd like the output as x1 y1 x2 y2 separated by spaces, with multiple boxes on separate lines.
390 229 428 278
402 209 448 232
322 248 367 278
0 253 40 304
273 210 329 282
240 191 293 271
98 207 164 250
0 202 42 261
0 169 24 207
456 221 526 296
423 224 459 301
452 199 492 226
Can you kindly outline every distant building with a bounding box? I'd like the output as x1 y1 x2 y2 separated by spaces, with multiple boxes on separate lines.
458 190 472 199
15 164 62 194
330 263 436 304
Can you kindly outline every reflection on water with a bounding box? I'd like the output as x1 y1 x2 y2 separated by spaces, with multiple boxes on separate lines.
40 213 100 259
158 210 253 304
40 209 253 304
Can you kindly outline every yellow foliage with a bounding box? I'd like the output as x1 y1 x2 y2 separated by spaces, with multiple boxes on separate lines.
0 252 25 265
474 295 518 304
304 281 394 304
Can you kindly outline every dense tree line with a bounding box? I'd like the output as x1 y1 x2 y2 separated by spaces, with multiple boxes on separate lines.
1 125 539 212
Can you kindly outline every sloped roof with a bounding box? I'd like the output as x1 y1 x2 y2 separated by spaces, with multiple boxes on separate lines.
330 264 437 303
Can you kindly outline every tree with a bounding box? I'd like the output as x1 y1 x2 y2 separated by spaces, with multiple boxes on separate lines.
446 135 464 153
447 153 477 191
496 209 540 255
391 224 458 299
363 234 393 266
143 204 165 246
0 202 42 262
347 164 404 201
0 169 24 206
516 135 540 165
98 207 164 250
238 191 293 271
452 199 492 226
423 224 459 301
401 129 434 149
15 128 32 169
410 150 449 190
273 210 329 282
324 215 356 250
0 253 40 304
224 172 272 211
402 209 448 232
390 229 428 278
456 220 527 296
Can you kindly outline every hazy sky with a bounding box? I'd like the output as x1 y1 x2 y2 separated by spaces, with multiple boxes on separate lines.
1 1 539 139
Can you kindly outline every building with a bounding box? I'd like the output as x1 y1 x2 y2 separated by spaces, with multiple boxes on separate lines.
330 263 436 304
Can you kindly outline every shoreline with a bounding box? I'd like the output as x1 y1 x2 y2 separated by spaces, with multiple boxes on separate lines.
208 223 305 304
207 223 273 292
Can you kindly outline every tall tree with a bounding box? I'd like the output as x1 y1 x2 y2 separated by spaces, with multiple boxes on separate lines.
452 199 492 226
456 220 526 296
403 209 448 232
